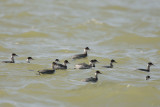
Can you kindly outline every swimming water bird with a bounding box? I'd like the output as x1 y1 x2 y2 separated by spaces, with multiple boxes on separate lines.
82 71 102 82
146 75 151 80
26 57 34 63
2 53 18 63
75 59 98 69
102 59 117 68
138 62 154 72
72 47 90 59
38 62 56 74
54 60 70 70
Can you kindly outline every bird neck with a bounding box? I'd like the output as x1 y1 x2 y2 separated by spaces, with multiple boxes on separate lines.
26 59 30 63
11 56 15 63
92 63 95 67
89 62 93 67
110 62 113 68
63 62 67 66
147 65 150 71
95 73 98 80
84 49 87 55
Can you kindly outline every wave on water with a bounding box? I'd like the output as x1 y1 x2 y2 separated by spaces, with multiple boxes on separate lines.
99 34 160 46
14 31 49 38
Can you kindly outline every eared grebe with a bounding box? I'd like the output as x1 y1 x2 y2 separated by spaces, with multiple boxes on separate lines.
26 57 34 63
38 62 56 74
75 59 98 69
102 59 117 68
72 47 90 59
138 62 154 72
146 75 151 80
2 53 18 63
82 71 102 82
54 60 70 70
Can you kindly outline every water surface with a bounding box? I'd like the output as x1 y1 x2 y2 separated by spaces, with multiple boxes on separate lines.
0 0 160 107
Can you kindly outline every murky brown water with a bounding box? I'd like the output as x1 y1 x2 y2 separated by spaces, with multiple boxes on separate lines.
0 0 160 107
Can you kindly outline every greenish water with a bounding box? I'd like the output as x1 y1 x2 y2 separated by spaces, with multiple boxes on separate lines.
0 0 160 107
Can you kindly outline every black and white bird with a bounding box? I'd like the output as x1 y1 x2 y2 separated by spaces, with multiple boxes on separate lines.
75 59 98 69
72 47 90 59
138 62 154 72
26 57 34 63
82 71 102 82
54 60 70 70
2 53 18 63
38 62 56 74
102 59 117 68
